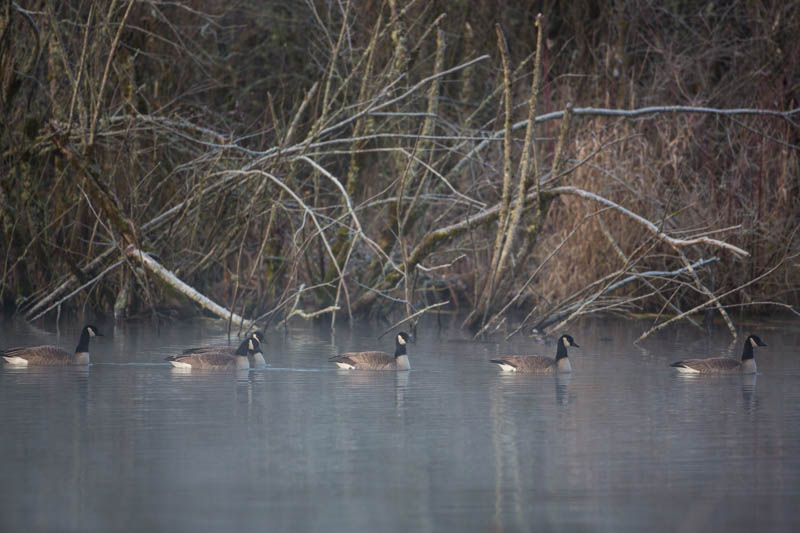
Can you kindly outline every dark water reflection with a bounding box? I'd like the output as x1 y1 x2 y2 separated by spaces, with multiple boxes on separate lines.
1 318 799 532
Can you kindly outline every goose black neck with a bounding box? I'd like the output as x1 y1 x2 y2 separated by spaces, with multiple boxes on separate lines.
741 340 755 361
74 329 92 353
555 341 569 361
394 342 407 358
235 339 251 356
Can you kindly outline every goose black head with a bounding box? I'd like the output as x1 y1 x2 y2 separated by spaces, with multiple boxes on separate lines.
393 332 412 358
747 334 767 348
559 334 578 348
84 325 103 337
396 332 411 346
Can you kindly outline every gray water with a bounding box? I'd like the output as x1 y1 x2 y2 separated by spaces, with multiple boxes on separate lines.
1 318 799 532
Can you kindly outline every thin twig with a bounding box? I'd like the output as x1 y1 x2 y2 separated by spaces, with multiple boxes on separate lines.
634 257 791 343
378 300 449 339
88 0 135 147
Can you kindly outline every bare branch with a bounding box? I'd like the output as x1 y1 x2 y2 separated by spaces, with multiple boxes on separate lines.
634 256 791 343
126 246 254 328
378 301 449 339
549 186 749 257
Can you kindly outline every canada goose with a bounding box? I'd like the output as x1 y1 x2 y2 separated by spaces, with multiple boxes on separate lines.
670 334 767 374
166 337 260 370
491 334 579 373
1 325 103 366
182 330 266 367
329 332 412 371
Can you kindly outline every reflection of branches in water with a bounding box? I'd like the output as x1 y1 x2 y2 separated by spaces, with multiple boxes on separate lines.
489 375 522 531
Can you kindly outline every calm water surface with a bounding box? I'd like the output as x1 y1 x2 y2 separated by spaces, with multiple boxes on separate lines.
1 318 799 532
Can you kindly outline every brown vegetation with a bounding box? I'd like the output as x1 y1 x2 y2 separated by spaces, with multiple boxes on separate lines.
1 1 798 337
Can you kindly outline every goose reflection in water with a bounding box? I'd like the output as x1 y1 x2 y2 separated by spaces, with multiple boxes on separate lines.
741 374 757 414
331 368 412 414
673 371 760 414
555 373 572 406
394 371 410 411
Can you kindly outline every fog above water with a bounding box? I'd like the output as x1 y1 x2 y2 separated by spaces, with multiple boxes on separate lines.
1 317 799 532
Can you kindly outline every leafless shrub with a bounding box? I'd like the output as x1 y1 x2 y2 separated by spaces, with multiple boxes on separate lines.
0 1 797 338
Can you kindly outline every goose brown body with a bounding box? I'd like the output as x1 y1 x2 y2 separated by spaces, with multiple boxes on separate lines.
670 334 766 374
182 331 266 366
2 345 79 366
670 357 743 373
166 338 260 370
491 334 579 374
329 332 411 371
491 355 565 373
1 325 103 366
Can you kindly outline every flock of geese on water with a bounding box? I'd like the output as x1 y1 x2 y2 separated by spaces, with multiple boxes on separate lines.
0 324 769 375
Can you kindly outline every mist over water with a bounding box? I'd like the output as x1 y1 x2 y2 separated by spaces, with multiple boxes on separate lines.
2 318 799 532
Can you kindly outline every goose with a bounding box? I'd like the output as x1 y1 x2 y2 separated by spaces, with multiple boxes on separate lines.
165 337 260 370
329 332 412 371
182 330 267 367
670 334 767 374
1 325 103 366
491 334 579 373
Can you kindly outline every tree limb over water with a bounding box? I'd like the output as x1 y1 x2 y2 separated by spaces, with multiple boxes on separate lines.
125 246 253 329
4 4 797 336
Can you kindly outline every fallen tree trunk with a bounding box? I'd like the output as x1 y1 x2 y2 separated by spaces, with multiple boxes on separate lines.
126 245 254 328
